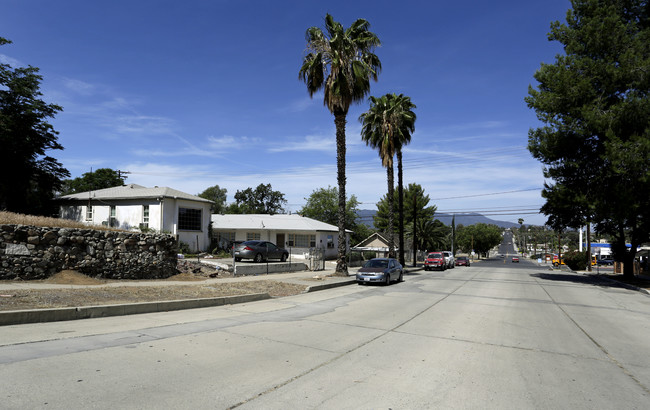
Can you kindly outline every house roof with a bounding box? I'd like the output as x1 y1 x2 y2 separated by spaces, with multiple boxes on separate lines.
354 232 390 248
59 184 213 204
211 214 350 233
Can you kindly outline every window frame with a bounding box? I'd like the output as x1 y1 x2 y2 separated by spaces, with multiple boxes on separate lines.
178 207 202 231
142 205 150 228
246 232 261 241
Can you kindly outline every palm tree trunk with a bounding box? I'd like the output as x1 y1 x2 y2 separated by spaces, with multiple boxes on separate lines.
397 149 405 266
412 193 417 267
387 164 395 259
334 111 348 276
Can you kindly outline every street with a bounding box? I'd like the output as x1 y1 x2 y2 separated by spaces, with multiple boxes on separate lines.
1 256 649 409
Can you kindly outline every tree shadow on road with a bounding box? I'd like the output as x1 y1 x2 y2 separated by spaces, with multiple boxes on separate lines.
531 272 649 292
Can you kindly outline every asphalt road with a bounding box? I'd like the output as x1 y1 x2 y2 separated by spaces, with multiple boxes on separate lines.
1 256 649 409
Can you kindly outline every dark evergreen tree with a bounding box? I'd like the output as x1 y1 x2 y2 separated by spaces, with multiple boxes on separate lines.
0 38 69 215
527 0 650 277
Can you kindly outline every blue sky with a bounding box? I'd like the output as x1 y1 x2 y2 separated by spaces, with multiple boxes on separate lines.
2 0 573 225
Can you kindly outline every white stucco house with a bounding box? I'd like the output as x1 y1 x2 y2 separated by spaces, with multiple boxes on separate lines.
211 214 350 259
59 184 213 252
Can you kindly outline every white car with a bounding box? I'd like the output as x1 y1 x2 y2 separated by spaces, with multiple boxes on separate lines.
442 251 455 269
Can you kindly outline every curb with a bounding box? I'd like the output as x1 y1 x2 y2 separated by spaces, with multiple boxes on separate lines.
0 293 270 326
585 273 650 296
305 279 356 292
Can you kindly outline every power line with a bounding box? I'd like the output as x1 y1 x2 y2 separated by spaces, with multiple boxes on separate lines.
430 188 541 201
125 147 534 180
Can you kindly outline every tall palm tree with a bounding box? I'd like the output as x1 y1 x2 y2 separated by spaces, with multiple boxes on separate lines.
299 14 381 276
359 93 416 259
393 95 416 265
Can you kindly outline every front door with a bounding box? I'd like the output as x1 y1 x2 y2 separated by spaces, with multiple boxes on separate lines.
276 233 285 248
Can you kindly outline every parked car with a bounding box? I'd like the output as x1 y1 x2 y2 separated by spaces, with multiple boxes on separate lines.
233 240 289 263
356 258 403 285
442 251 455 269
512 256 519 263
455 256 470 267
597 257 614 266
424 252 446 271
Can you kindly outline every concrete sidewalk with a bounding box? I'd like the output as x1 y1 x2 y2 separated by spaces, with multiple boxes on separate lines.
0 264 387 326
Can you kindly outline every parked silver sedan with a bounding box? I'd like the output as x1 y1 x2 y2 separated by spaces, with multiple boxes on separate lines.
233 240 289 263
356 258 403 285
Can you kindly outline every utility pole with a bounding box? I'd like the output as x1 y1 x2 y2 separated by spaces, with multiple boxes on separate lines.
117 170 130 184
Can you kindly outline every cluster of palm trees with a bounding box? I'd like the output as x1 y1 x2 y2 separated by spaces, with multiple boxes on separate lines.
299 14 416 275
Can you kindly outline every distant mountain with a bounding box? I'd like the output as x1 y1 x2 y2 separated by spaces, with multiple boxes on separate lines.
356 209 520 229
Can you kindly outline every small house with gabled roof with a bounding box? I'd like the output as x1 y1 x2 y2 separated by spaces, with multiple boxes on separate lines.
59 184 213 252
351 232 394 257
211 213 350 259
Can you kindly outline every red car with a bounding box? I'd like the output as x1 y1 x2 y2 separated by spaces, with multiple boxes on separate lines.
512 257 519 263
455 256 470 267
424 252 446 271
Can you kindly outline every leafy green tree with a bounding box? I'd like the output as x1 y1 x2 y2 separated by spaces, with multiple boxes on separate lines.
300 186 371 245
0 37 69 215
60 168 126 195
198 185 227 214
227 183 286 214
299 186 359 227
299 14 381 275
526 0 650 277
359 93 416 261
456 224 502 258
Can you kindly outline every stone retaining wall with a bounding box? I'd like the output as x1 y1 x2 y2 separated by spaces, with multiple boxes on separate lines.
0 224 179 280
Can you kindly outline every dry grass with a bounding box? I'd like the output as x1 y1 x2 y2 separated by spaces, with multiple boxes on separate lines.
0 210 121 231
0 270 308 311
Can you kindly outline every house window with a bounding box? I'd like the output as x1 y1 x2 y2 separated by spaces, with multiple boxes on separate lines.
142 205 149 229
178 208 202 231
110 206 117 227
85 206 93 221
327 235 334 248
215 231 236 242
288 234 316 247
246 232 261 241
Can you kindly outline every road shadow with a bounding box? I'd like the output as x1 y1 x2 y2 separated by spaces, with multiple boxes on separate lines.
530 272 639 291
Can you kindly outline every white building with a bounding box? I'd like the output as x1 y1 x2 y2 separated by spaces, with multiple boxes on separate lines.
211 214 350 259
59 184 213 252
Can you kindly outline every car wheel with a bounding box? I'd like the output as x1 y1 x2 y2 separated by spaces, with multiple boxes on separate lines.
280 253 287 262
385 274 391 286
398 271 403 282
254 253 263 263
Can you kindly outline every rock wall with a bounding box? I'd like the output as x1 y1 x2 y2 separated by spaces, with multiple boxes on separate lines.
0 224 179 280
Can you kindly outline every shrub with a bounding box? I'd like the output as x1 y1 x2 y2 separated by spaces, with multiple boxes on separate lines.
178 241 192 254
563 250 590 271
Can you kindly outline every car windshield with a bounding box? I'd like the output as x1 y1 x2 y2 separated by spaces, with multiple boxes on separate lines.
364 259 388 268
458 257 467 260
428 253 442 258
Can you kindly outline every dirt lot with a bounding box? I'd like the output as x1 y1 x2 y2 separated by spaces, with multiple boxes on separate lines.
0 265 310 312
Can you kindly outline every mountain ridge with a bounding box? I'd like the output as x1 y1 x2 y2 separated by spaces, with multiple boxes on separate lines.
356 209 521 229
